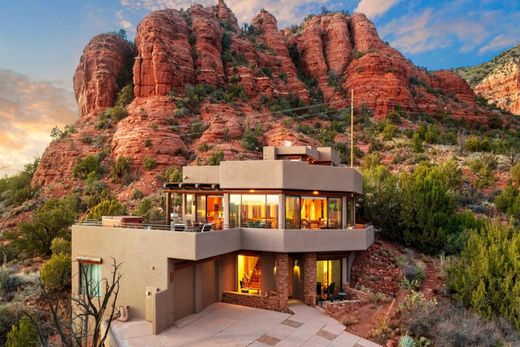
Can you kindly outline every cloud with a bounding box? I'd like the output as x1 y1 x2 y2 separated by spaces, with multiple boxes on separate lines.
479 35 517 54
354 0 399 19
116 10 135 32
0 69 77 176
380 2 520 55
119 0 329 27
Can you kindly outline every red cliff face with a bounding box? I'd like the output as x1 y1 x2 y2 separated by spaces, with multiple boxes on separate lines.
73 34 135 117
474 61 520 115
33 1 507 200
133 10 195 97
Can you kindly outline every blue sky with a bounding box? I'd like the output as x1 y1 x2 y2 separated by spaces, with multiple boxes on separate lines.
0 0 518 175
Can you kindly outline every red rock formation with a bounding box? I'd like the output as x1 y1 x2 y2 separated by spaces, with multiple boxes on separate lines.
31 1 507 202
133 10 195 97
474 61 520 115
73 34 135 117
192 5 226 86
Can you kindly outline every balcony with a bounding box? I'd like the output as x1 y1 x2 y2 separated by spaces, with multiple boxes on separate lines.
72 222 374 261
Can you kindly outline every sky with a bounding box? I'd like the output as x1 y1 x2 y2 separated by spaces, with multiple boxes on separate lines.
0 0 518 176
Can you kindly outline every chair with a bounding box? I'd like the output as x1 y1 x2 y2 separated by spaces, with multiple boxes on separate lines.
186 220 193 231
173 223 186 231
201 223 213 232
327 282 336 302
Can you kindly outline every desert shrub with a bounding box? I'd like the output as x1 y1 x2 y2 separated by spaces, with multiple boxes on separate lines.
512 162 520 186
95 105 128 129
143 156 157 170
411 132 423 153
133 196 163 222
0 158 39 207
51 237 70 255
207 150 224 165
317 128 336 146
40 252 71 291
398 335 415 347
448 221 520 330
0 306 22 346
175 83 214 114
131 189 145 200
295 123 317 135
241 125 264 151
87 199 126 220
268 94 306 117
112 156 133 183
73 153 104 179
6 316 38 347
115 84 134 108
387 110 401 124
468 154 496 189
465 135 491 152
494 185 520 218
382 123 396 141
50 124 77 141
15 195 79 256
83 173 109 208
163 167 182 183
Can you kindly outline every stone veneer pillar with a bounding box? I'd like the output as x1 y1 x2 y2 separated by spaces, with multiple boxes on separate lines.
302 253 317 307
275 253 289 311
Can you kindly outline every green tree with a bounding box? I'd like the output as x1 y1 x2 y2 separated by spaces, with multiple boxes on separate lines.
6 316 38 347
87 199 126 220
448 221 520 329
15 195 79 256
512 162 520 186
40 252 71 291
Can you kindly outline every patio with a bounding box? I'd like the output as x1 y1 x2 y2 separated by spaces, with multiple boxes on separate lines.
109 301 380 347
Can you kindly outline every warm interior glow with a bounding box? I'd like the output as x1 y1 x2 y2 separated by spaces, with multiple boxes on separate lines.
237 255 261 293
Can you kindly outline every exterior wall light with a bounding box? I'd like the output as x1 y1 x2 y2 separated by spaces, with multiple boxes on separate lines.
312 191 319 195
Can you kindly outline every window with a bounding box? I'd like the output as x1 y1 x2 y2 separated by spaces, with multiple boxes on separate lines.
316 260 341 297
347 198 355 227
327 198 342 229
238 195 278 228
206 196 223 229
285 196 300 229
79 262 101 297
196 195 206 222
184 194 195 217
237 255 261 294
301 197 327 229
230 194 241 228
266 195 279 228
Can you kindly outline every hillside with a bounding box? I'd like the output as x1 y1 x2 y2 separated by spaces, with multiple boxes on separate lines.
25 0 515 207
455 44 520 115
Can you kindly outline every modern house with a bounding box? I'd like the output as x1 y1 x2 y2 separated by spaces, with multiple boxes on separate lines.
71 146 374 334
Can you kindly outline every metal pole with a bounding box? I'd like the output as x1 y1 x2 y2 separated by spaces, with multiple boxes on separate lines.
350 89 354 167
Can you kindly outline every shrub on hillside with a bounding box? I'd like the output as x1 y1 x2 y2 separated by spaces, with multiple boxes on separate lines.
207 150 224 166
6 316 38 347
494 185 520 218
87 199 126 220
51 237 70 255
163 167 182 183
448 221 520 330
73 153 104 179
133 196 163 222
512 162 520 186
14 195 79 256
465 135 491 152
0 158 39 207
40 252 71 291
0 306 22 346
241 125 264 152
143 157 157 170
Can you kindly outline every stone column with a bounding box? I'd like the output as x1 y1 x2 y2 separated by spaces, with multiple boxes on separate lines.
302 253 317 307
275 253 289 311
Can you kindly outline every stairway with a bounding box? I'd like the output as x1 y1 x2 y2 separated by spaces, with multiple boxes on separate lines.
243 258 261 290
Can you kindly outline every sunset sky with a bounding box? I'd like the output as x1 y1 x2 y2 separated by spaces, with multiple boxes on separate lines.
0 0 518 176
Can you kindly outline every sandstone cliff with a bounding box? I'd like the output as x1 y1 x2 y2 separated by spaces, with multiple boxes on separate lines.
32 1 510 200
456 44 520 115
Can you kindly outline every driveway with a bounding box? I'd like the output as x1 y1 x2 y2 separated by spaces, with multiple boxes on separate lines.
110 302 380 347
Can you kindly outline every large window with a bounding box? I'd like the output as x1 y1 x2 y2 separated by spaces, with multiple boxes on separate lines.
206 196 223 229
184 194 195 217
327 198 342 229
196 195 206 222
79 262 101 297
233 194 279 229
301 197 327 229
316 260 341 297
237 254 261 294
285 196 301 229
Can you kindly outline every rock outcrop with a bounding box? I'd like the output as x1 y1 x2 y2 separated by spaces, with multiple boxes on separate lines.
33 1 511 200
455 44 520 115
73 34 135 117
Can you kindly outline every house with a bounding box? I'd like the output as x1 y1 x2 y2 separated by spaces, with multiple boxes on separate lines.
71 146 374 334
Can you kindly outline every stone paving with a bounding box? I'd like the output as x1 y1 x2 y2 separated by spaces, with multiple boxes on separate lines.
110 302 380 347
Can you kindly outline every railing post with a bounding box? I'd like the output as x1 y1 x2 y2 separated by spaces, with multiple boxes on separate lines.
166 192 171 227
